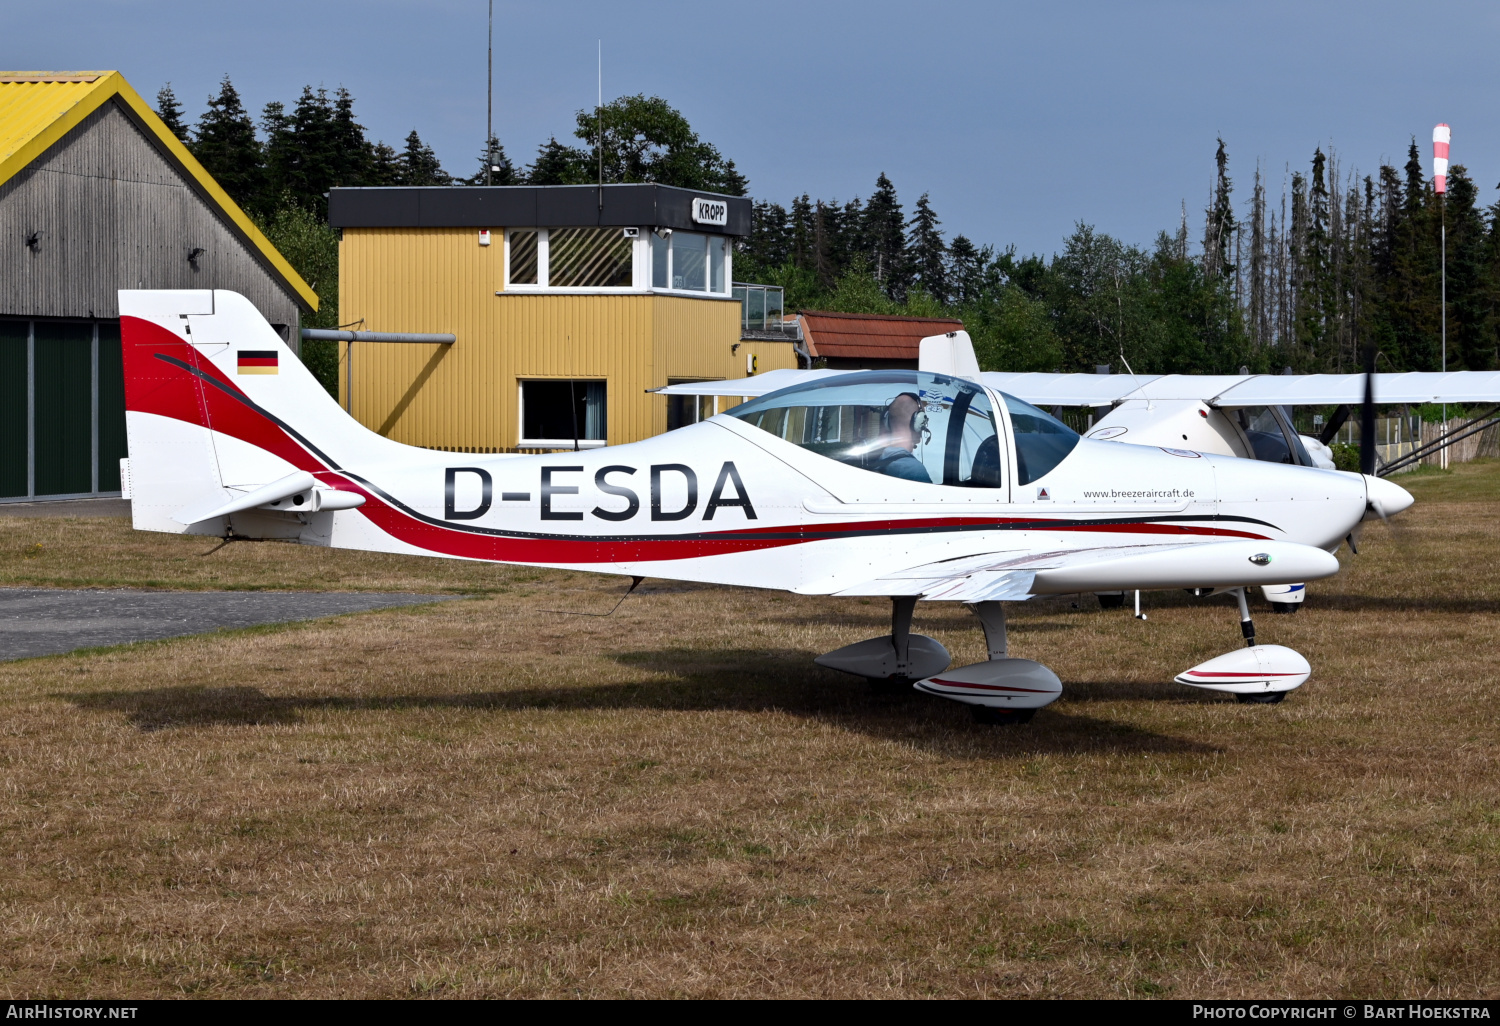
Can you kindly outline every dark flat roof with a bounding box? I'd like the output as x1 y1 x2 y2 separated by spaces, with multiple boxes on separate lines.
328 183 749 236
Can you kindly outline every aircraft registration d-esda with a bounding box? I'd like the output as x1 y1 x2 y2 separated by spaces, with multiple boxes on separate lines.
119 291 1414 722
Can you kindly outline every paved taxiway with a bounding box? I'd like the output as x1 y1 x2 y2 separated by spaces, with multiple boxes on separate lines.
0 588 460 661
1 498 461 660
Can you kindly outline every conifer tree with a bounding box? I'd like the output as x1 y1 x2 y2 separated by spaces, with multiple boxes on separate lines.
154 84 190 142
1403 138 1427 214
1390 140 1440 369
526 137 587 185
1203 138 1235 279
399 130 449 185
789 195 814 271
1442 166 1492 370
1301 149 1332 361
812 200 839 289
467 135 516 185
862 173 906 294
331 87 373 189
906 193 948 304
258 99 294 208
948 235 983 304
261 87 343 214
367 142 403 186
743 200 791 272
192 76 263 210
1248 166 1267 344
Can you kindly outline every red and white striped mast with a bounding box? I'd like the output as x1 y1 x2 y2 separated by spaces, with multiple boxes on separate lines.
1435 124 1450 465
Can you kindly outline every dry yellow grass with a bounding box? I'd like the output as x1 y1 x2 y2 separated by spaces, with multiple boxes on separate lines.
0 463 1497 998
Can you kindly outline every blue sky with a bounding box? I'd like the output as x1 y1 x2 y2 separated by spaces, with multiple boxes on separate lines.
7 1 1497 257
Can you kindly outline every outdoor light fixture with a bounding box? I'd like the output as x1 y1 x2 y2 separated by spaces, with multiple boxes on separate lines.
188 247 205 268
622 227 638 239
25 230 42 251
653 227 672 239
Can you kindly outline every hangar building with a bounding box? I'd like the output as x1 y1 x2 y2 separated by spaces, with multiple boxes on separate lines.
0 71 317 502
328 183 802 452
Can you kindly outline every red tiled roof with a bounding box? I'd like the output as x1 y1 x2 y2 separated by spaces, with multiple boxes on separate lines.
799 310 964 362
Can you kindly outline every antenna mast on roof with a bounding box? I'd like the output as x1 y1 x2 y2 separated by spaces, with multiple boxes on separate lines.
597 40 603 211
486 0 494 187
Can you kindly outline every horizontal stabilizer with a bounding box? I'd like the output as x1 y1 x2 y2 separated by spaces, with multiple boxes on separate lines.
172 471 317 525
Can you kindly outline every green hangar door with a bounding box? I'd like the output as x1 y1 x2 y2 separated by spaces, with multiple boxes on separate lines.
0 320 128 501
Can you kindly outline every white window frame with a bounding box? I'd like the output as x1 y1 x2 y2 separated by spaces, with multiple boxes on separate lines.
504 228 546 289
500 227 735 297
517 378 609 449
650 230 734 298
664 380 723 431
504 227 650 293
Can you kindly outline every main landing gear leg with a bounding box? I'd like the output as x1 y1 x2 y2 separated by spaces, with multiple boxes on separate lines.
968 600 1008 660
812 597 951 689
867 596 919 694
891 595 916 664
962 601 1038 725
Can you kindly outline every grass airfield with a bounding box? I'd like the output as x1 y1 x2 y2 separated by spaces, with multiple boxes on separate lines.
0 462 1497 998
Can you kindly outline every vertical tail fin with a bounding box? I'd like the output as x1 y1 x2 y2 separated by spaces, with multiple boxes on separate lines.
119 289 395 534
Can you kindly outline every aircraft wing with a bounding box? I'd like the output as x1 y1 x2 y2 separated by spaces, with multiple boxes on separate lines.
1209 371 1500 406
981 371 1500 407
654 368 1500 408
650 369 845 399
831 539 1340 601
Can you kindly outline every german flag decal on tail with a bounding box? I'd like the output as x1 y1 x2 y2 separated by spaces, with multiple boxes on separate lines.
237 350 278 375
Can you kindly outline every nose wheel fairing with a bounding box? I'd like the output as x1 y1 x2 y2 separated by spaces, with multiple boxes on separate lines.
1174 645 1311 696
1174 587 1311 699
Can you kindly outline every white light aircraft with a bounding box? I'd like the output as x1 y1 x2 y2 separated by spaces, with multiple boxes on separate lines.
119 291 1416 722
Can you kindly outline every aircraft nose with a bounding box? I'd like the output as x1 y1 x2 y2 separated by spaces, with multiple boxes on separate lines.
1364 474 1415 518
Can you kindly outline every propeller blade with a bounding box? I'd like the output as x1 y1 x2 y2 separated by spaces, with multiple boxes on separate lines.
1360 347 1377 476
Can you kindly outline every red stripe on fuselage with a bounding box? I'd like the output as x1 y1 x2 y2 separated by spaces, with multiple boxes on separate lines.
121 315 1267 563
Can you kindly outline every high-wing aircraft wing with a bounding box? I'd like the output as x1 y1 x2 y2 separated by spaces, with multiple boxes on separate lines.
980 371 1500 407
660 368 1500 407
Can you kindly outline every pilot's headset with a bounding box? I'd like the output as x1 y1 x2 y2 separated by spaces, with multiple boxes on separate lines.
882 392 931 445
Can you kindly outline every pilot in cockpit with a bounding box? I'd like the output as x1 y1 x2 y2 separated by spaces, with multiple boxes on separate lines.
867 392 933 483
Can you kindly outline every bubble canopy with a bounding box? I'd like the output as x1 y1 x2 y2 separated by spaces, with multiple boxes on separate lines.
725 370 1080 487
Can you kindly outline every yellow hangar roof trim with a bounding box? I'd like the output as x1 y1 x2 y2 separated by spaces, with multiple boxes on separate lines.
0 71 318 312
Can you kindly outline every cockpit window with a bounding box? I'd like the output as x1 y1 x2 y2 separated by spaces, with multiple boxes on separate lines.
728 371 1002 487
1001 394 1080 484
1233 406 1311 465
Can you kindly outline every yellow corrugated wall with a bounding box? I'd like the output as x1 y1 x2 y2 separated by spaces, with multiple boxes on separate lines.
338 227 799 449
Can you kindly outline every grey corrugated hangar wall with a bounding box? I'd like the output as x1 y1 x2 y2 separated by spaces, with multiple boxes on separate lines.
0 99 308 501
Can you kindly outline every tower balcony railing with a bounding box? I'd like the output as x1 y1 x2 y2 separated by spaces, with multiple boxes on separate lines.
733 282 801 341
